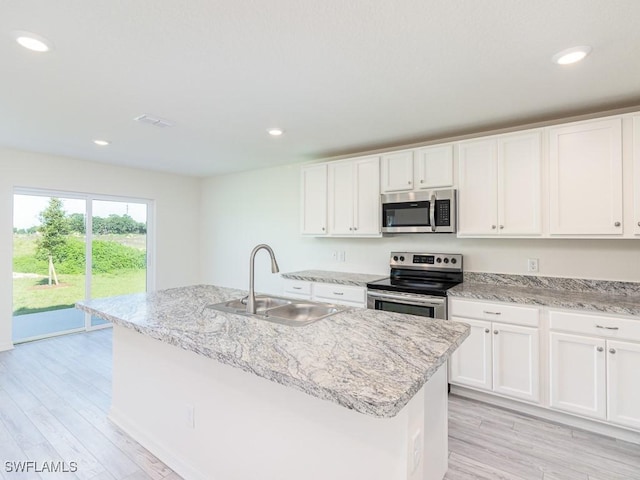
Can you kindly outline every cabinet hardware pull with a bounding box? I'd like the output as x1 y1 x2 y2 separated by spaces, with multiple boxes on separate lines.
638 221 640 227
420 179 424 183
609 348 616 354
333 292 344 296
484 328 490 333
408 181 412 184
614 221 621 227
292 286 302 290
493 330 499 335
491 225 497 230
353 227 358 231
499 225 504 229
483 311 501 315
597 346 604 352
595 325 619 330
322 227 325 231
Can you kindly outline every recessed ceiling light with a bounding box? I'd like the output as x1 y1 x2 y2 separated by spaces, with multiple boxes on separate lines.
552 46 592 65
13 31 53 52
93 139 110 146
267 128 284 136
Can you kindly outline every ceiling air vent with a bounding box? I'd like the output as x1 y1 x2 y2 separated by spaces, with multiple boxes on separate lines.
134 114 174 128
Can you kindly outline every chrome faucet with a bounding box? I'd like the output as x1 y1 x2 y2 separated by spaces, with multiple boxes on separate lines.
247 244 280 314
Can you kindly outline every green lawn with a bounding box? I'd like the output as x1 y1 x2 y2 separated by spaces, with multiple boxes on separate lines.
12 233 147 316
12 270 146 316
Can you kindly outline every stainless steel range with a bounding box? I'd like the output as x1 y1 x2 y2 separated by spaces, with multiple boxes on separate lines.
366 252 463 320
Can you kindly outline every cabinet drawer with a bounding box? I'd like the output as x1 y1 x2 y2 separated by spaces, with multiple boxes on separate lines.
450 299 539 327
549 310 640 342
313 283 365 304
282 279 312 296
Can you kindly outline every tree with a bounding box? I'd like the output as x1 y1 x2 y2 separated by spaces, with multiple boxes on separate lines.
36 198 70 263
68 213 86 233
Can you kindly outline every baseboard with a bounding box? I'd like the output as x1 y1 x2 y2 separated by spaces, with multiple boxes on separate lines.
450 385 640 445
0 342 14 352
108 407 209 480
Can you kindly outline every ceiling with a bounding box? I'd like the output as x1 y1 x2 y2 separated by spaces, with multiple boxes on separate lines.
2 0 640 177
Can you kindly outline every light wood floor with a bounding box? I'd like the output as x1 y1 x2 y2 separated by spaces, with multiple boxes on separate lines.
1 330 639 480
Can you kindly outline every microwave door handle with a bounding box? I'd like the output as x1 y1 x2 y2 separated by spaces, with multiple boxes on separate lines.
429 193 437 232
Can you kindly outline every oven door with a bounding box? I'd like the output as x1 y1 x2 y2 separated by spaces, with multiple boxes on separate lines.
366 290 447 319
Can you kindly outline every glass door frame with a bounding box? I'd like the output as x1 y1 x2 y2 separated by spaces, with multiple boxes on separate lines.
13 187 155 335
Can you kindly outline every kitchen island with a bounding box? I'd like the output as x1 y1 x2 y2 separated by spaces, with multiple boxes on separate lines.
77 285 469 480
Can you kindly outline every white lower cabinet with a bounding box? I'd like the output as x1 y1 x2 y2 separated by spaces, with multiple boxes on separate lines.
282 279 365 308
606 340 640 430
449 299 540 403
549 332 607 419
549 310 640 431
282 279 312 300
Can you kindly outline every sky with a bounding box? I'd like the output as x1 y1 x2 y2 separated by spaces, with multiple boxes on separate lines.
13 194 148 229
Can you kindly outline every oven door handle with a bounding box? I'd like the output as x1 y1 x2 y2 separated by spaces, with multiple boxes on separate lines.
367 291 445 307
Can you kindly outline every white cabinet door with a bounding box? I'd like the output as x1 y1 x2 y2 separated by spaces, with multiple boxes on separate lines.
381 151 413 193
492 322 539 402
498 132 541 235
414 144 453 189
327 161 354 235
549 332 606 420
353 156 381 235
300 164 328 235
633 116 640 236
606 340 640 430
457 140 498 235
449 317 492 390
549 118 623 235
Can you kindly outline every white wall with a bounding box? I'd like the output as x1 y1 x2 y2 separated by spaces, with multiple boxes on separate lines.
200 163 640 295
0 148 201 350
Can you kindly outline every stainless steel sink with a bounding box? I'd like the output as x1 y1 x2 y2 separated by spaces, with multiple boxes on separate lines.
221 295 292 313
207 296 348 326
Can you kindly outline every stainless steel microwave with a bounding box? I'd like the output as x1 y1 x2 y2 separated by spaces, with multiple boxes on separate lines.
381 189 456 234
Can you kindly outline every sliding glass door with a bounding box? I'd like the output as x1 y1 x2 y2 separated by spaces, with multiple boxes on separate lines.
12 189 152 343
89 199 148 327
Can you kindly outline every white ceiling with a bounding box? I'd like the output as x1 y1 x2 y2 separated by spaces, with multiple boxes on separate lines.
2 0 640 177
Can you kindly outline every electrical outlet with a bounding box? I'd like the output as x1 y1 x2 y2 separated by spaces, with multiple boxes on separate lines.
527 258 539 273
338 251 346 262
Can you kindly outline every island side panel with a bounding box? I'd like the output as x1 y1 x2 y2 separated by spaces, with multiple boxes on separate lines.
109 325 449 480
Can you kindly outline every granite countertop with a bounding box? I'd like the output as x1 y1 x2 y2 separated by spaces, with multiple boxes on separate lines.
76 285 469 418
448 273 640 317
281 270 387 287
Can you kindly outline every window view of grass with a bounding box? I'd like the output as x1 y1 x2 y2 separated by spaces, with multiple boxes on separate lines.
13 196 147 317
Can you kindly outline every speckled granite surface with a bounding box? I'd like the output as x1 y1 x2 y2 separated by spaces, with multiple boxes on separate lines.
76 285 469 418
449 273 640 317
281 270 386 287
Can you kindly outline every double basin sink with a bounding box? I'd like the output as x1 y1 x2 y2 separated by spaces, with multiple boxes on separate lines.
208 295 349 326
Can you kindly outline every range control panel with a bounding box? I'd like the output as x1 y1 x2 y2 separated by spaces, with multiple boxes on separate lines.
390 252 463 271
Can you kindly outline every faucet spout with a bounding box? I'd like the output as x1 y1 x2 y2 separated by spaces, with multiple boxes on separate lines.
247 244 279 314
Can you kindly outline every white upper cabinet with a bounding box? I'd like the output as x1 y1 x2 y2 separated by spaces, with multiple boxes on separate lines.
458 131 541 236
549 117 623 235
353 156 381 235
300 164 328 236
414 144 454 189
380 150 414 192
633 116 640 236
381 145 453 193
328 156 381 237
458 139 497 235
498 132 542 235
